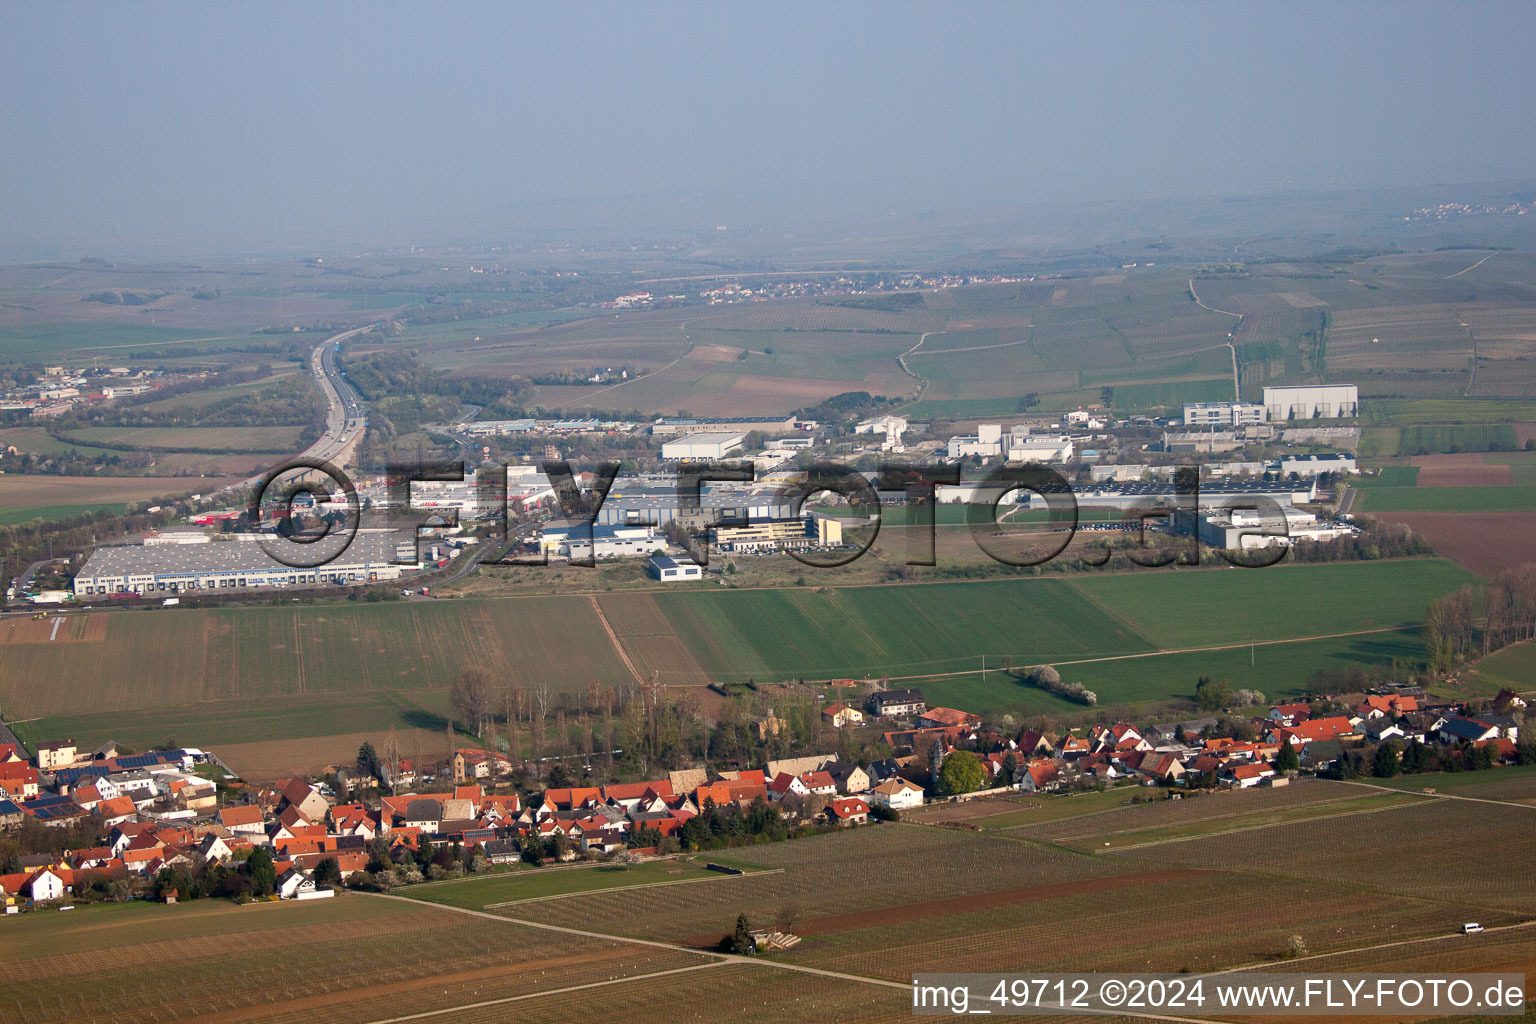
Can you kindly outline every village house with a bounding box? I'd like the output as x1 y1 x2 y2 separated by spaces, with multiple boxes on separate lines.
820 703 864 728
866 688 927 718
867 777 925 810
823 797 870 826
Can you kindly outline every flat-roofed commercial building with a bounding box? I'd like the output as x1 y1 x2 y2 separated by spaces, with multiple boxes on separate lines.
713 516 843 553
72 532 415 597
1183 402 1266 426
660 431 746 461
1263 385 1358 420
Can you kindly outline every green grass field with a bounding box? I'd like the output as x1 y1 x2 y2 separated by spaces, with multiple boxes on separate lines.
1363 398 1536 426
1356 484 1536 512
55 425 308 452
652 577 1155 681
1068 559 1471 649
0 502 131 526
1473 640 1536 692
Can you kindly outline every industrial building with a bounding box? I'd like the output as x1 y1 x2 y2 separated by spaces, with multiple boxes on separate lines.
537 521 660 560
1262 384 1359 420
1277 453 1356 477
947 423 1004 458
1162 430 1243 454
596 487 796 528
1004 432 1074 463
72 532 417 597
651 415 797 436
1056 478 1319 511
1182 401 1267 426
647 555 702 581
947 425 1073 462
713 516 843 553
1176 506 1357 551
660 431 746 461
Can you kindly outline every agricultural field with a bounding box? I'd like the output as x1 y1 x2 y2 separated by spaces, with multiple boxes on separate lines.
1378 511 1536 577
0 891 713 1024
507 823 1122 946
403 858 738 910
1368 765 1536 803
0 474 236 519
54 425 308 452
5 559 1475 758
1474 641 1536 695
998 777 1376 839
503 800 1523 987
1066 558 1472 650
1050 790 1423 852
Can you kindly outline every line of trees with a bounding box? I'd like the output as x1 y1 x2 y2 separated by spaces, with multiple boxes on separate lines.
1424 563 1536 672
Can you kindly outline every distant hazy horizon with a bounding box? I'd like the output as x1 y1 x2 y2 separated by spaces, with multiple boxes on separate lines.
3 1 1534 258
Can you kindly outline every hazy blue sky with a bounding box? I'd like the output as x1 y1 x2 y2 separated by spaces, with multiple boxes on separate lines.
3 1 1533 255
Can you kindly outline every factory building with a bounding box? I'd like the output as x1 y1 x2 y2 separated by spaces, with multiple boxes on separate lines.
1277 453 1356 477
1182 401 1267 426
1175 507 1358 551
1050 479 1319 511
536 521 660 560
713 516 843 553
1262 385 1359 420
660 431 746 461
596 489 796 528
651 416 797 436
947 423 1004 458
647 555 703 582
72 532 415 597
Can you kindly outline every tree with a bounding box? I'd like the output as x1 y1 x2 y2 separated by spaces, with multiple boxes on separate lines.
1195 676 1231 712
246 847 276 896
451 667 493 737
1275 740 1300 774
1401 740 1430 773
1283 934 1308 959
938 750 987 796
1372 741 1401 778
356 742 381 782
728 912 756 955
313 857 342 887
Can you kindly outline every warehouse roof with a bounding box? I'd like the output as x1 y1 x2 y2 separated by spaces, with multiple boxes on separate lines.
76 531 413 578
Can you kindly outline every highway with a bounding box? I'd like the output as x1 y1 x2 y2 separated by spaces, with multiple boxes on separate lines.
301 325 372 469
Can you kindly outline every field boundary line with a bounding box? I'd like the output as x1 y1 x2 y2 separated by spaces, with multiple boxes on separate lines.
358 961 728 1024
896 331 934 402
1446 250 1498 279
1208 915 1536 976
1030 784 1409 842
588 594 647 687
1333 777 1536 811
481 867 784 908
1068 792 1429 852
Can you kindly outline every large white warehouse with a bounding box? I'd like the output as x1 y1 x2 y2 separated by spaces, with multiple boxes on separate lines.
1262 385 1358 420
660 431 745 461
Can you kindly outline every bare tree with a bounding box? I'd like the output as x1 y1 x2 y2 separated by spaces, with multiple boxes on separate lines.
382 727 402 794
450 667 493 737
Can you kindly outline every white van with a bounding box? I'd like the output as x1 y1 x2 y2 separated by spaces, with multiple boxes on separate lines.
1462 922 1484 934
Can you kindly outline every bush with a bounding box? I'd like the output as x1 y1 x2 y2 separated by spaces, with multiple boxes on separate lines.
1019 665 1097 706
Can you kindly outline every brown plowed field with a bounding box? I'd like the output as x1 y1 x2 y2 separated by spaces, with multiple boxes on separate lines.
682 868 1218 946
1410 452 1514 486
1380 511 1536 576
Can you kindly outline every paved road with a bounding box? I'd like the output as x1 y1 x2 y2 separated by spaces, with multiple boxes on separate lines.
220 325 374 496
297 326 371 470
